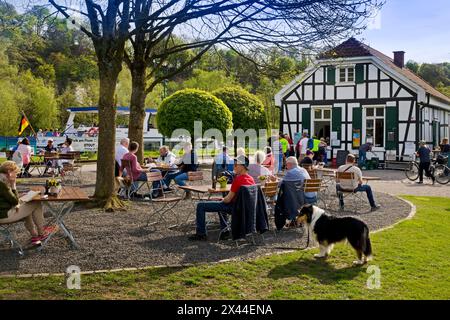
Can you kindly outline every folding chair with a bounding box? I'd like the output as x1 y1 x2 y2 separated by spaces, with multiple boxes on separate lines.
59 154 82 185
0 222 24 256
217 185 268 247
145 171 183 228
42 151 59 176
262 181 278 217
119 159 148 199
335 172 366 211
302 178 327 208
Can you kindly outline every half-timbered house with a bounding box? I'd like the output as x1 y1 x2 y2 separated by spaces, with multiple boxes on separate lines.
275 38 450 163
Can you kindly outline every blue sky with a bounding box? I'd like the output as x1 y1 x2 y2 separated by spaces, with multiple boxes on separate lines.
9 0 450 63
361 0 450 63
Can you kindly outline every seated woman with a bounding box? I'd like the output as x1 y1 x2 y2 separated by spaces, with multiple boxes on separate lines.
261 146 275 174
120 141 150 196
163 142 198 189
248 150 274 182
0 161 54 245
17 137 33 177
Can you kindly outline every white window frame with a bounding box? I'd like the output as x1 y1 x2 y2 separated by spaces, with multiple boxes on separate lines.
363 106 385 149
336 65 355 85
312 106 332 138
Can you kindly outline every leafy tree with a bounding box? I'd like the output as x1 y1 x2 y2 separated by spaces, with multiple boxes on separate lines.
212 87 267 131
173 69 237 93
419 63 447 87
406 60 420 74
156 89 233 140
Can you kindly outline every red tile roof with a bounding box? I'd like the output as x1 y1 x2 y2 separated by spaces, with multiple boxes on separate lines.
319 38 450 104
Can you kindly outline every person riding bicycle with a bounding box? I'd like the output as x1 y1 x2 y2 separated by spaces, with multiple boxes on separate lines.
416 141 435 185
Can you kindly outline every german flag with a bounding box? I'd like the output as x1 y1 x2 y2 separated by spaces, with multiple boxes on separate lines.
18 115 30 135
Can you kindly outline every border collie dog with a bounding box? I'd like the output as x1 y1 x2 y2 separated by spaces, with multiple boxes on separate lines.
297 204 373 265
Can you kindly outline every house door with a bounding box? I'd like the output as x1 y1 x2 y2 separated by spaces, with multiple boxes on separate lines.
313 108 331 139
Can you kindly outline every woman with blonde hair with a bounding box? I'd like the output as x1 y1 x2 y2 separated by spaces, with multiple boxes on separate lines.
0 161 54 245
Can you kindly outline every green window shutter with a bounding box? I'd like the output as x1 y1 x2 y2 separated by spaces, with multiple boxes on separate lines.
432 121 438 147
332 107 342 140
353 107 362 130
385 106 398 150
326 67 336 85
355 64 364 84
302 108 311 135
352 107 363 149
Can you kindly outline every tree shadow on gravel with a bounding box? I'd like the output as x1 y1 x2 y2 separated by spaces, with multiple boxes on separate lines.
267 257 365 285
139 232 264 265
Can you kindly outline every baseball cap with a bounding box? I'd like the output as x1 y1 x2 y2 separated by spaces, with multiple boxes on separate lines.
234 155 250 169
306 150 314 156
47 138 54 142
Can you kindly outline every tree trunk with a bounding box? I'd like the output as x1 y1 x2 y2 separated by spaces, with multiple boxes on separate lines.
128 65 147 164
93 63 121 201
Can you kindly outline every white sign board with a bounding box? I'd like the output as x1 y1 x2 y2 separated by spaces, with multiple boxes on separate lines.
404 142 416 155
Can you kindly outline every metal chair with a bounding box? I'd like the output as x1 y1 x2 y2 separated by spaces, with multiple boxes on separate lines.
302 178 327 208
145 171 183 229
0 222 24 256
118 159 147 199
59 153 82 185
335 172 366 211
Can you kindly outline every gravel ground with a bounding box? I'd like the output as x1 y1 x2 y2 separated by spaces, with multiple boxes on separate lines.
0 169 411 275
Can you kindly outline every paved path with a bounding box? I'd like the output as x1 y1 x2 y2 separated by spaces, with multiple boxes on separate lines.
356 170 449 197
81 164 448 197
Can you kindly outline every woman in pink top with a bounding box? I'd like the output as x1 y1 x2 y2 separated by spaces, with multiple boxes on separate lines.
120 141 148 182
17 138 33 177
262 146 275 173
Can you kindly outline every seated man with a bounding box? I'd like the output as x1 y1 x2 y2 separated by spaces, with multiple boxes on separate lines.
214 146 234 173
155 145 177 168
336 154 380 211
278 156 317 209
42 138 57 175
163 142 198 189
188 155 254 241
115 138 129 177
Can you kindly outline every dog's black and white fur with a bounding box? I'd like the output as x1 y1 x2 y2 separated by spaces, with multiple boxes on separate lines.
297 204 373 265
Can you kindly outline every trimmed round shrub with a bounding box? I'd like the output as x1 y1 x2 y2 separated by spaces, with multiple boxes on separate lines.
212 86 267 131
156 89 233 138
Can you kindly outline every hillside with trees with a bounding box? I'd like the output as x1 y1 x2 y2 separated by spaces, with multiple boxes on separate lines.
0 1 306 136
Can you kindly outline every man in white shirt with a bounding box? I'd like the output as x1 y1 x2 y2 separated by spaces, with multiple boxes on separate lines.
296 132 309 162
115 138 129 176
336 154 380 211
156 145 177 168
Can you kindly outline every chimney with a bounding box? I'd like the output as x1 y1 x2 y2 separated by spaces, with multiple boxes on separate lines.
393 51 405 68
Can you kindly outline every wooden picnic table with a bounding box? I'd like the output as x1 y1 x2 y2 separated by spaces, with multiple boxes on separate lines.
361 176 381 182
31 186 90 250
178 184 231 194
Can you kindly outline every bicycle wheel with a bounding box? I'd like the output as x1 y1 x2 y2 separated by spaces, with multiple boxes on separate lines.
405 162 419 181
434 164 450 185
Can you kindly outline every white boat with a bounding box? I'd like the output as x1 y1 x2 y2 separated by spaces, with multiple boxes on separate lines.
36 107 164 152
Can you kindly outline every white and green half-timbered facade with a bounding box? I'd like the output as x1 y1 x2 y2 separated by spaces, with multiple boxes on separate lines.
275 38 450 162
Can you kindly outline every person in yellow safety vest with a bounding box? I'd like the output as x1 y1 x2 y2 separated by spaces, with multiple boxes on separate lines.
311 136 321 161
279 133 289 169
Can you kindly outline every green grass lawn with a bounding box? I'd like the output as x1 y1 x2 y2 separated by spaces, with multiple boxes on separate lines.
0 196 449 300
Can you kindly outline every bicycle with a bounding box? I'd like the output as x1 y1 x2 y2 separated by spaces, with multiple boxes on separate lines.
405 154 449 185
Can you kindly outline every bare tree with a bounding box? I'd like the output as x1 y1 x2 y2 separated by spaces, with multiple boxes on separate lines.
49 0 131 209
48 0 383 206
125 0 384 162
